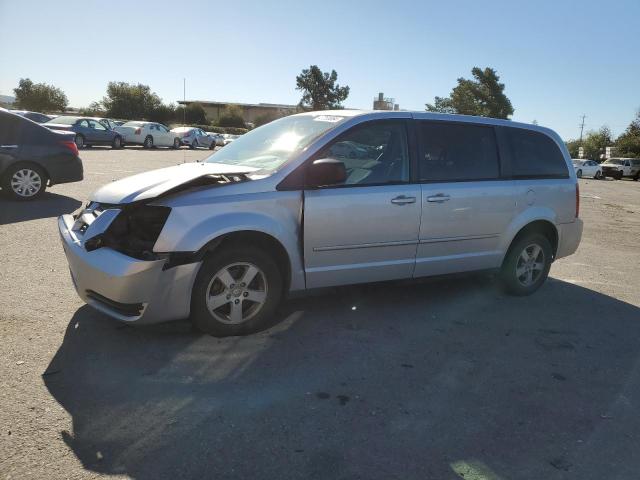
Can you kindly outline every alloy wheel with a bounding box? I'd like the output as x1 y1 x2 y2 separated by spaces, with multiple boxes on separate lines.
11 168 42 198
205 262 268 324
515 243 545 287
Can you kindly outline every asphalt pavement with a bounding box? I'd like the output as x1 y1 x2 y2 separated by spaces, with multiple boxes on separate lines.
1 147 639 479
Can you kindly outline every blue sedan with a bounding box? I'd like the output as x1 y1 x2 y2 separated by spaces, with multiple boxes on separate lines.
44 116 124 149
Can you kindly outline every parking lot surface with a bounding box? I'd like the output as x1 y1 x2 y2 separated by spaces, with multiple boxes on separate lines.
1 148 639 479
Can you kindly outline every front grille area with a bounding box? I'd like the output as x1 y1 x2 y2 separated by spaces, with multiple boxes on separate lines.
86 290 144 317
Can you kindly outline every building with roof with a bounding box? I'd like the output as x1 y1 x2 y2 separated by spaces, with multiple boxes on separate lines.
177 100 299 125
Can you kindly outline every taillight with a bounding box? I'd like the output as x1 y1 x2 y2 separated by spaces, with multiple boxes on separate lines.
575 183 580 218
60 140 79 156
134 128 141 135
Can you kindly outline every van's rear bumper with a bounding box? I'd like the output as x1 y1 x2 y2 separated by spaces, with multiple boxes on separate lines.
58 214 200 324
556 219 583 259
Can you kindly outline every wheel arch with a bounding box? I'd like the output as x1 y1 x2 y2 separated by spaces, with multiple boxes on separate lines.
2 160 51 185
502 219 559 267
196 230 293 294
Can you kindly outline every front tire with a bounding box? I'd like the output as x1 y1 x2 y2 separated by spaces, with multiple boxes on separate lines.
501 233 552 296
576 169 582 178
191 246 283 336
75 134 84 149
594 170 602 179
2 163 47 201
143 135 153 149
112 136 122 149
190 139 198 150
173 138 180 149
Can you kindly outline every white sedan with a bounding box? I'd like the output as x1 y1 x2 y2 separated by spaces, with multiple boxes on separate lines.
572 159 603 179
114 121 180 149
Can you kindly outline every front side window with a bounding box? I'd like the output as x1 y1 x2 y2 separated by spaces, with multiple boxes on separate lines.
88 120 106 130
507 128 568 178
316 120 409 185
418 122 499 182
78 120 89 128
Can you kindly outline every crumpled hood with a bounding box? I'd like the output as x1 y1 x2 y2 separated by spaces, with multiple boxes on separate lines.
92 162 259 204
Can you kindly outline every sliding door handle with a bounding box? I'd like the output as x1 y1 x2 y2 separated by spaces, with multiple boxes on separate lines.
391 195 416 205
426 194 450 203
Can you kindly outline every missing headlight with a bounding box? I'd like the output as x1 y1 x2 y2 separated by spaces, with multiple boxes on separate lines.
87 205 171 260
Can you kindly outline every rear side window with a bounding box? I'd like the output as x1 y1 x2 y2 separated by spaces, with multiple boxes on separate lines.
418 122 500 182
506 128 568 178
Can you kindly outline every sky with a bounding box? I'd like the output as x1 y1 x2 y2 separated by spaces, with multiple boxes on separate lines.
1 0 639 140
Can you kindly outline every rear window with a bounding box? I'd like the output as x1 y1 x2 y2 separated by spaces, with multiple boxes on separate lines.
0 111 52 145
418 122 500 182
506 128 568 178
123 121 145 127
48 116 78 125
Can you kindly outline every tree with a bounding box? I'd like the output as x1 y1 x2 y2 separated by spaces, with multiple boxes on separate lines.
582 126 613 161
217 105 245 128
101 82 163 120
296 65 350 110
615 110 640 158
13 78 68 112
565 139 581 158
78 101 105 116
426 67 514 119
149 103 176 124
174 102 207 124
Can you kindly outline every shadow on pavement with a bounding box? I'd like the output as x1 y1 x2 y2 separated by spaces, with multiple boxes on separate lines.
0 192 81 225
44 276 640 479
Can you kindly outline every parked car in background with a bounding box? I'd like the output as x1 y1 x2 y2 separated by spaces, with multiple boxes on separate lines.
0 109 83 200
207 132 226 146
222 133 239 146
44 116 124 149
600 158 640 180
572 159 602 179
114 121 180 149
170 127 216 149
57 110 582 336
96 118 122 130
10 110 52 123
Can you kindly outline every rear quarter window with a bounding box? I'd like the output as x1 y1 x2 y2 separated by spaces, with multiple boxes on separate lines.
506 128 568 178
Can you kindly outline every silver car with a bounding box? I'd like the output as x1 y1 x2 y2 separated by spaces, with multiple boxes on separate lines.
58 111 583 336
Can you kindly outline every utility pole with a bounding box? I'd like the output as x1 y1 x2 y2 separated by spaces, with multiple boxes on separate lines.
579 114 586 143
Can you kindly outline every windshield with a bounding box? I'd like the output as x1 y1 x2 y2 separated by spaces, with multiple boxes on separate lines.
48 116 78 125
204 114 347 171
604 159 624 165
572 160 583 166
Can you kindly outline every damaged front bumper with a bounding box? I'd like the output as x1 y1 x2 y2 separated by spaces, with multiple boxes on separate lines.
58 212 201 324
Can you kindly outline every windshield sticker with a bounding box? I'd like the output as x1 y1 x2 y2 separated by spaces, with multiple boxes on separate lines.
313 115 343 123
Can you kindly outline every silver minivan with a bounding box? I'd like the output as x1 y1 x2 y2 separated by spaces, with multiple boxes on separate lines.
58 111 583 336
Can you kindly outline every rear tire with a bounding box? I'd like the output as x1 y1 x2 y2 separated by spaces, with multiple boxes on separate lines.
576 169 582 178
112 136 122 149
594 170 602 179
501 233 552 296
173 138 180 149
143 135 153 149
75 134 84 149
191 246 283 337
1 163 47 201
190 139 198 150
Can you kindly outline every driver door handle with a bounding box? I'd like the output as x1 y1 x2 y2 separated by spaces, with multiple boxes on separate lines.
426 194 450 203
391 195 416 205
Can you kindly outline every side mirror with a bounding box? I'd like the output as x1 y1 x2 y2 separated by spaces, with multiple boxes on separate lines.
306 158 347 187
